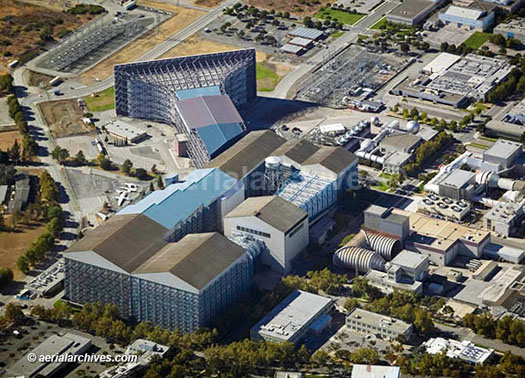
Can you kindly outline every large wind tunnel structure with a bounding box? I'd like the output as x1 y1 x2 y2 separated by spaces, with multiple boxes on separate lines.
114 49 257 167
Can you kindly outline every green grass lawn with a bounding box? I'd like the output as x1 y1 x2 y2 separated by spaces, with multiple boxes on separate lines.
371 181 389 192
256 62 281 92
370 16 387 30
330 31 345 38
85 86 115 112
463 32 492 49
315 8 366 25
470 142 489 150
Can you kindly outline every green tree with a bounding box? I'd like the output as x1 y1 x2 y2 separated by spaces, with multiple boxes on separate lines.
17 255 29 273
75 150 86 165
0 268 14 288
156 175 164 190
121 159 133 175
8 139 20 163
51 146 69 164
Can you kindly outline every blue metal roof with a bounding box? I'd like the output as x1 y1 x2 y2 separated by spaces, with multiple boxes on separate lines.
118 168 237 229
176 86 221 100
195 122 244 157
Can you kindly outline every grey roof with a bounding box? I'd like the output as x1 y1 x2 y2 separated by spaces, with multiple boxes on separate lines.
483 140 522 160
389 0 437 19
0 185 7 203
281 44 303 54
207 130 287 179
67 214 169 273
225 196 307 233
347 308 412 334
290 27 324 40
174 95 243 129
302 147 357 174
380 134 421 151
391 250 428 269
440 169 475 188
8 175 30 213
134 232 245 290
272 139 320 165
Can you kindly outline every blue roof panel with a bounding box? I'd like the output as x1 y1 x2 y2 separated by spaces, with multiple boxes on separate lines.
118 168 237 229
176 86 221 100
196 123 243 157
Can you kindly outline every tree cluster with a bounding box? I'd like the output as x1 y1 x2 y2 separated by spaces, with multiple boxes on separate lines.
404 131 452 176
0 303 25 330
440 42 473 56
0 267 14 290
6 93 39 159
463 313 525 347
67 4 106 15
487 69 524 103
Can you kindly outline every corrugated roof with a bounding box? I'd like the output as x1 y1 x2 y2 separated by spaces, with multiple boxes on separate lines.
195 122 244 157
207 130 287 180
380 134 421 151
290 27 324 40
118 168 237 229
175 85 221 100
175 95 243 129
67 214 169 273
135 233 245 290
272 139 320 165
302 147 357 174
280 44 303 54
289 37 313 47
444 5 485 20
225 196 307 233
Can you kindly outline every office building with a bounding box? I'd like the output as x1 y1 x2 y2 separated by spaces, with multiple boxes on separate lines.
251 290 333 344
438 5 495 31
104 120 148 144
7 333 91 378
224 196 308 273
351 365 401 378
65 215 253 332
346 308 413 341
114 49 256 167
483 199 525 237
118 168 242 240
387 0 445 25
424 337 493 364
494 18 525 43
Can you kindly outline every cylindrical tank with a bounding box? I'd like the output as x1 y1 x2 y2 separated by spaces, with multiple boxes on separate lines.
333 246 386 273
363 230 402 260
265 156 281 169
264 156 283 194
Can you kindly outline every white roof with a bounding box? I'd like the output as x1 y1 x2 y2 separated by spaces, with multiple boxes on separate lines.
319 123 346 133
423 53 461 74
281 44 303 54
290 27 324 40
424 337 493 364
444 6 485 20
351 364 400 378
289 37 313 47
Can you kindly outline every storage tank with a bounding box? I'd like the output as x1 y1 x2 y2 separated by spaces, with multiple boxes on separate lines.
405 120 420 134
264 156 283 194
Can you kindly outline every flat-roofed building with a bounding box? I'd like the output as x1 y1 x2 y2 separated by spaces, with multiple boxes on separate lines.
483 140 523 169
346 308 413 341
387 0 445 25
365 269 424 294
391 250 430 282
289 37 313 48
280 44 304 55
405 211 491 265
379 134 422 155
495 18 525 43
251 290 333 344
436 169 477 201
289 27 324 41
65 215 253 332
483 200 525 238
351 365 401 378
364 205 410 240
439 5 495 31
104 120 148 144
7 333 91 377
224 196 308 273
424 337 493 364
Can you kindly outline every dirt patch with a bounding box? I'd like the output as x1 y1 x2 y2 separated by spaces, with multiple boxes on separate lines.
79 1 206 84
24 70 54 89
0 130 22 151
193 0 224 7
0 222 47 279
161 35 268 61
39 99 95 138
245 0 323 16
0 0 94 71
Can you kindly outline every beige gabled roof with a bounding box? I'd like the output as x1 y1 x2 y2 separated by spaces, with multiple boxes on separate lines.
134 233 246 290
225 196 307 233
67 214 169 273
207 130 286 179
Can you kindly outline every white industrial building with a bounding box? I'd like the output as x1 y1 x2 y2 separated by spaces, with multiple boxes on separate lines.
346 308 413 341
351 365 400 378
424 337 493 364
364 205 410 240
224 196 309 273
251 290 333 344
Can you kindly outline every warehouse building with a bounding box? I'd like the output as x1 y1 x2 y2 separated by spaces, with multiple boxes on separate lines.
392 53 516 107
224 196 308 273
7 333 91 378
438 5 495 31
65 216 253 332
494 18 525 43
387 0 445 25
289 27 324 41
118 168 243 240
379 134 422 155
104 119 148 145
114 49 256 167
251 290 333 344
346 308 413 341
483 140 523 170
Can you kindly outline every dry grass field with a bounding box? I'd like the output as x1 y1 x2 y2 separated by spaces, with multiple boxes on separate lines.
193 0 224 7
39 99 94 138
245 0 324 16
0 0 94 71
0 130 22 151
79 1 206 84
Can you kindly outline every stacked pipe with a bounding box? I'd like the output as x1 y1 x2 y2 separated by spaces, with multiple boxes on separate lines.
363 229 402 260
333 246 386 273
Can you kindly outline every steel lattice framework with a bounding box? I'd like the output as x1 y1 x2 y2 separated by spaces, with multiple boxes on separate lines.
114 49 256 167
